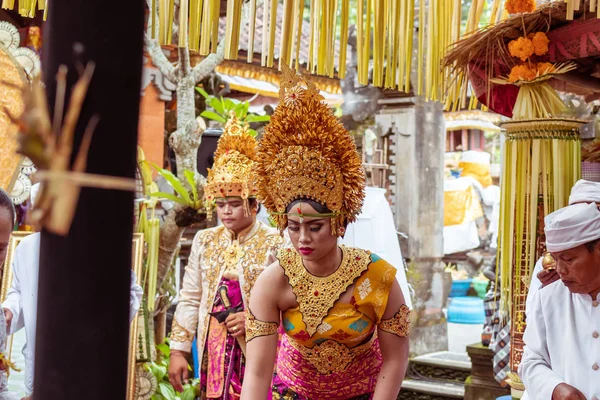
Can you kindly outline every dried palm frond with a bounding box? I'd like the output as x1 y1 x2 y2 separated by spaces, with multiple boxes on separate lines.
10 62 136 236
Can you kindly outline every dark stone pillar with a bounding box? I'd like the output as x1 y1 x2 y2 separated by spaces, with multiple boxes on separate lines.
34 0 144 398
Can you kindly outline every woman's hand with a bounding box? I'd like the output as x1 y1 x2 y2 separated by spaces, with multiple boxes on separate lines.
168 350 190 392
225 312 246 337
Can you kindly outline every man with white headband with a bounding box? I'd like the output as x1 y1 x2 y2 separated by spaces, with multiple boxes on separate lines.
2 184 143 399
526 179 600 312
520 202 600 400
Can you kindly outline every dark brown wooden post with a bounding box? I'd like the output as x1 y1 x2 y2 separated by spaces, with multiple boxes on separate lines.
34 0 144 398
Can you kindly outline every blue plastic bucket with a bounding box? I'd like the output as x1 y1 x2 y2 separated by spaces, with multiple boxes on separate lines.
449 278 472 298
447 296 485 324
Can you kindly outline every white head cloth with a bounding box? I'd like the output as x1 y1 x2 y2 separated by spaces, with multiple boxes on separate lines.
569 179 600 205
30 183 40 208
545 202 600 252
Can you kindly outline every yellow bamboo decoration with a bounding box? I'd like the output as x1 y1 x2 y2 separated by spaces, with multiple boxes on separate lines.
261 0 270 66
247 0 257 62
317 0 327 75
372 0 384 86
280 0 294 67
404 0 415 92
338 0 350 78
267 0 278 67
356 0 364 83
188 0 203 51
417 0 425 96
328 0 338 77
179 0 189 48
361 0 372 85
199 0 212 54
291 0 302 68
210 0 221 53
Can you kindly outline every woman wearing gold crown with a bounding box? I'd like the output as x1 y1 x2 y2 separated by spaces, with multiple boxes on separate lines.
240 66 410 400
168 116 285 399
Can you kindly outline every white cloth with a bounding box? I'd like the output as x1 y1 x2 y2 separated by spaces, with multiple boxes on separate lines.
525 257 544 314
569 179 600 205
339 187 412 309
520 281 600 400
1 233 143 395
29 184 40 208
544 203 600 252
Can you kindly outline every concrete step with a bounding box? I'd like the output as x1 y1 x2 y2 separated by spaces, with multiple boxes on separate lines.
399 379 465 400
409 351 471 384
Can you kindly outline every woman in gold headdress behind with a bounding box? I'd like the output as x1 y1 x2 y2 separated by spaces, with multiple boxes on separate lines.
240 66 410 400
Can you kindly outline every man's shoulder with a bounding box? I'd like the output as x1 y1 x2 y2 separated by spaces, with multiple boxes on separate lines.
16 232 41 252
194 226 225 244
256 222 281 237
537 279 569 304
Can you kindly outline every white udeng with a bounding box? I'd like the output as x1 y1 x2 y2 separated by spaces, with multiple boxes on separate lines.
520 280 600 400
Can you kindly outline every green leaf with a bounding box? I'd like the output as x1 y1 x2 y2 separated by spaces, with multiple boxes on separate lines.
183 170 198 203
155 364 168 380
195 87 210 99
209 97 225 115
233 103 246 119
156 343 171 357
201 110 227 123
180 387 197 400
159 382 177 399
245 114 271 123
150 192 188 206
248 129 258 138
150 163 192 204
224 98 239 113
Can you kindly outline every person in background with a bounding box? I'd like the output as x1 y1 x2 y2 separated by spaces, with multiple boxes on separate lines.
526 179 600 312
168 116 285 398
1 184 143 400
0 189 18 400
520 202 600 400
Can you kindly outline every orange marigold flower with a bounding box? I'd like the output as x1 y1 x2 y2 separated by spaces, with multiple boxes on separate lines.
536 62 555 75
505 0 536 14
508 37 534 62
508 64 536 83
531 32 550 56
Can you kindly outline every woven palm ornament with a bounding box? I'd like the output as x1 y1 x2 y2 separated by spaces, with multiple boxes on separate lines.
256 63 365 236
205 114 258 215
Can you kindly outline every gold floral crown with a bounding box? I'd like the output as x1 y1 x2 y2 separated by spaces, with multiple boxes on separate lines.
256 63 365 236
205 115 258 216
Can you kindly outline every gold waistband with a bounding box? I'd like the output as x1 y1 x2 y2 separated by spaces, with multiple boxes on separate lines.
284 333 378 375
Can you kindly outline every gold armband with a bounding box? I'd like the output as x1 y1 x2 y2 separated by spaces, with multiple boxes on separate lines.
245 308 279 342
378 304 410 337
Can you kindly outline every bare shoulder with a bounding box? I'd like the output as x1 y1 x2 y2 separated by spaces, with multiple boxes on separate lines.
255 260 287 288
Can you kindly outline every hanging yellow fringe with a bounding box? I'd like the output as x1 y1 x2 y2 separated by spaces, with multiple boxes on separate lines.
497 118 583 371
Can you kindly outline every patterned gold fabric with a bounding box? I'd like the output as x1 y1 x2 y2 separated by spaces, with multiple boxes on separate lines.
281 250 396 350
255 64 365 236
378 304 410 337
170 222 284 364
245 308 279 342
284 332 377 375
0 47 26 192
205 115 258 213
278 246 371 336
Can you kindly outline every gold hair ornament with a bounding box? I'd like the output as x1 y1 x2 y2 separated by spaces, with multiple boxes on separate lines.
204 114 259 218
256 63 365 236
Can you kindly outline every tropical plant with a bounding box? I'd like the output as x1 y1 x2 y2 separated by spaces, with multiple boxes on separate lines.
145 339 199 400
147 164 204 211
196 88 271 137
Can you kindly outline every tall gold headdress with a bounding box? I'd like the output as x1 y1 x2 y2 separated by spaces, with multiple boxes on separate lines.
205 115 258 216
256 64 365 236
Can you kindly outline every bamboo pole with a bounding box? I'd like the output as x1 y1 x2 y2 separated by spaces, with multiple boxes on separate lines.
247 0 257 62
338 0 350 78
280 0 295 67
179 0 189 48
